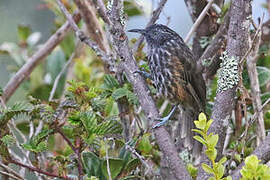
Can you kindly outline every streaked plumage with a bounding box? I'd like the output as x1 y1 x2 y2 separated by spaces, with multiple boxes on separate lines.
129 24 206 159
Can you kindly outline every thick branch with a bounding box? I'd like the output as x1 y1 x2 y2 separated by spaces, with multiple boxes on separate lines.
73 0 110 53
2 13 81 103
107 1 191 179
197 0 251 179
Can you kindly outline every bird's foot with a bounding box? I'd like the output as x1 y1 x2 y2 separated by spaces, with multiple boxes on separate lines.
152 105 178 128
133 70 152 80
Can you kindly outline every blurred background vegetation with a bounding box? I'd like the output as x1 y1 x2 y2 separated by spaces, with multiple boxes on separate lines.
0 0 266 104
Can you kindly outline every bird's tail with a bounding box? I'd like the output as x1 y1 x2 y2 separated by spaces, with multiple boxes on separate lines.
176 107 202 164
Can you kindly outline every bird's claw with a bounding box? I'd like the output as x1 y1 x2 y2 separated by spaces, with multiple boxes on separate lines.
133 70 152 80
152 105 178 128
152 116 170 128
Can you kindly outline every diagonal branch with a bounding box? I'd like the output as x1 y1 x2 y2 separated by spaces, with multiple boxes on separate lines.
2 12 81 103
107 1 191 179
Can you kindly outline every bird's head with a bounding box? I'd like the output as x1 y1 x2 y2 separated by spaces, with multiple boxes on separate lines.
128 24 178 47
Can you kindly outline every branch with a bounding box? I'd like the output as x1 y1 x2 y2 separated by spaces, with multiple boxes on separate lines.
56 0 114 69
246 17 265 145
73 0 110 53
57 129 83 180
49 52 75 101
10 159 70 180
1 12 81 103
107 1 191 179
0 161 24 180
197 0 251 179
231 134 270 179
184 0 215 43
197 12 230 76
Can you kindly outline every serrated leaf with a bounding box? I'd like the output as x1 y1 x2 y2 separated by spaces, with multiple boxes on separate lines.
1 135 15 146
112 88 127 100
202 163 214 175
102 75 119 90
126 90 139 105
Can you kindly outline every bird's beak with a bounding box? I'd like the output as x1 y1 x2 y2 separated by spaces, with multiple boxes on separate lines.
128 29 146 34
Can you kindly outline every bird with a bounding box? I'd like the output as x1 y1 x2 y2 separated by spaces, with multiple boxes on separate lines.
128 24 206 158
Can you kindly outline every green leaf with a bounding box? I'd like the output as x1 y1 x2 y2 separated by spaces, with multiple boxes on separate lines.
1 135 15 146
82 152 104 178
112 88 127 100
193 135 207 145
46 48 66 81
60 32 75 57
101 158 124 179
205 148 217 162
192 129 205 136
125 158 140 173
217 164 225 179
124 1 143 16
202 163 214 175
17 24 31 42
205 119 213 132
126 90 139 105
0 86 3 96
218 157 227 166
102 75 119 91
137 133 152 155
207 134 219 148
257 66 270 87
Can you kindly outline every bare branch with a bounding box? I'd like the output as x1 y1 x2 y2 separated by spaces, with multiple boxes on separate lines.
2 12 81 103
56 0 114 69
246 17 265 145
74 0 110 53
107 1 191 179
0 161 24 180
49 52 75 101
10 159 70 180
197 0 251 179
184 0 215 43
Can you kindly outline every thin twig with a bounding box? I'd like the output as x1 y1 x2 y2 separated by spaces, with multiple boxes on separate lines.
184 0 215 43
105 139 112 180
57 129 83 180
2 12 81 103
125 144 154 176
56 0 111 63
49 52 75 101
0 161 24 180
132 0 168 53
0 170 22 180
10 159 69 179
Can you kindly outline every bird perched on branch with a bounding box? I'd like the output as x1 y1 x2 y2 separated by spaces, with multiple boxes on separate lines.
129 24 206 158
